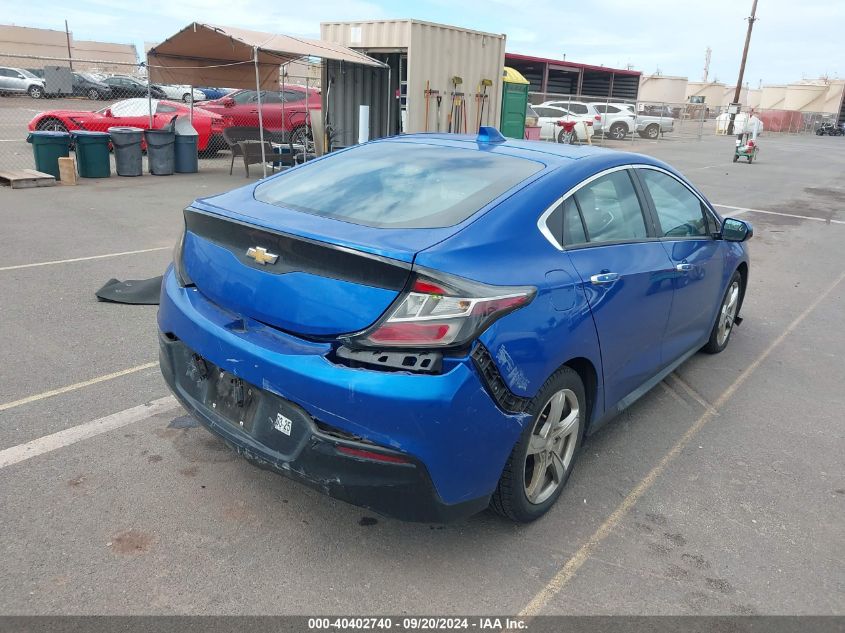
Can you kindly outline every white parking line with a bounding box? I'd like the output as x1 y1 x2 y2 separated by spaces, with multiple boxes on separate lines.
0 362 158 413
518 268 845 616
0 247 170 272
715 203 845 225
0 396 178 469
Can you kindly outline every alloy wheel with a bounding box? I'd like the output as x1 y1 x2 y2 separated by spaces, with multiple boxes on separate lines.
717 281 740 346
39 119 67 133
524 389 580 505
610 124 626 140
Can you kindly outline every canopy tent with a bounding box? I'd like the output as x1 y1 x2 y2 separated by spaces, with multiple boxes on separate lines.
146 23 387 89
146 23 389 176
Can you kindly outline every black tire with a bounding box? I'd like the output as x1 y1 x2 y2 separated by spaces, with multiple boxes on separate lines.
702 271 743 354
87 88 100 100
733 154 738 162
490 367 585 523
557 128 575 144
28 85 44 99
36 118 68 133
182 93 192 103
608 122 627 140
645 123 660 139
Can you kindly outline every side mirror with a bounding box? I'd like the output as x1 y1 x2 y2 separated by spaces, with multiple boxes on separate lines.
721 217 753 242
222 97 235 108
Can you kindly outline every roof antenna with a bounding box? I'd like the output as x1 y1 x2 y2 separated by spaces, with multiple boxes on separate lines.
477 126 506 143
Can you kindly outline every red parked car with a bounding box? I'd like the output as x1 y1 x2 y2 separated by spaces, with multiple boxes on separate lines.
200 85 320 144
27 98 232 154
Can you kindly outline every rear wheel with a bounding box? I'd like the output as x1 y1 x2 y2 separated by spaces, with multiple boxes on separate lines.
491 367 584 522
87 88 101 100
608 122 627 140
28 85 44 99
702 272 742 354
183 93 193 103
557 129 575 144
645 123 660 139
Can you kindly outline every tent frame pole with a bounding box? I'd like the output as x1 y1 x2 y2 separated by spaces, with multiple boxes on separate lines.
146 69 154 128
254 46 267 178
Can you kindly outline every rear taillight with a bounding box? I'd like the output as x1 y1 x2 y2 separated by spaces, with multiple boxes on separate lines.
344 269 535 349
594 115 602 121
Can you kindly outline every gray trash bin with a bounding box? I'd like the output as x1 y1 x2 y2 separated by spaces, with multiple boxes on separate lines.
144 128 175 176
174 116 199 173
108 126 143 176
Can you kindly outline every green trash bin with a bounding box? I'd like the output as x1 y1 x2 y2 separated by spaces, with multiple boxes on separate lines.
26 131 70 180
72 130 111 178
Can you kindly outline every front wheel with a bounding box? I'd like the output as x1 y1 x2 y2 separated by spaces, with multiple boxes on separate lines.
182 93 193 103
87 88 101 100
702 272 743 354
28 85 44 99
490 367 584 522
36 118 68 133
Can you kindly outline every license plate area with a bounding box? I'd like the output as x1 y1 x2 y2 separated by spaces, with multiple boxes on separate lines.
184 353 313 461
207 368 259 432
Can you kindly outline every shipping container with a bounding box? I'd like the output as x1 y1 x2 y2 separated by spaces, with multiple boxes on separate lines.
321 19 506 146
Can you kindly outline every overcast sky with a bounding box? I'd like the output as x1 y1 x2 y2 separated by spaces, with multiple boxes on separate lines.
4 0 843 85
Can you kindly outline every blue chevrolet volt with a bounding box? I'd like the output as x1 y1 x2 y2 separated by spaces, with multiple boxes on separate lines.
158 129 752 523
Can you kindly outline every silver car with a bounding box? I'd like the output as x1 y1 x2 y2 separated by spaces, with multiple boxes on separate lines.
0 66 46 98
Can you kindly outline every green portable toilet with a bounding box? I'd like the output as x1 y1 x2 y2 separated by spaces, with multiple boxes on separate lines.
500 67 530 139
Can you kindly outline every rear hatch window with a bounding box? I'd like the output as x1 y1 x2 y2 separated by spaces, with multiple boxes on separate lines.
254 141 543 229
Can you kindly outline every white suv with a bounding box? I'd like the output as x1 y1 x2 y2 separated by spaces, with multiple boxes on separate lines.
0 67 46 99
540 100 604 134
533 104 597 143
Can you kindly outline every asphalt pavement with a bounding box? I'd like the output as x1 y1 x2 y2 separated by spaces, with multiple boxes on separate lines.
0 132 842 616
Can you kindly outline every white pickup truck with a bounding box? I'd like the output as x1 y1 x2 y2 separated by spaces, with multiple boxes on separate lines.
629 103 675 139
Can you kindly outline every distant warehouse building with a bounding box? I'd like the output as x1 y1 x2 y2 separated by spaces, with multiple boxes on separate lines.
0 24 138 73
504 52 641 103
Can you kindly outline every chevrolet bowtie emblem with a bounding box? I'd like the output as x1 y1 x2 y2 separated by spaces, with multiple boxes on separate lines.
246 246 279 265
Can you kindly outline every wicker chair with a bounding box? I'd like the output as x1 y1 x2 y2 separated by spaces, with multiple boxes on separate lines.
222 126 278 177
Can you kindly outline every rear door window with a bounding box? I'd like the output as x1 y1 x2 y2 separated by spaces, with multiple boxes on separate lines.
255 141 544 229
573 171 648 243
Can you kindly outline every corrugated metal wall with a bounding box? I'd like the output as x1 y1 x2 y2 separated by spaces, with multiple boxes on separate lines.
323 55 396 148
321 20 506 136
322 20 412 49
408 21 505 133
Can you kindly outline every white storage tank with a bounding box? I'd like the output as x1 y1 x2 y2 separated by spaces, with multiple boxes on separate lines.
321 19 506 144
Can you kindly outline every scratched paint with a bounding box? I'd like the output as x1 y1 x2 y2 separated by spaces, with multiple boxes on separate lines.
495 345 529 391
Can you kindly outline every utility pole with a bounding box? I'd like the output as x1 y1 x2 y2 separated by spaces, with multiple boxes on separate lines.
64 19 73 70
727 0 758 134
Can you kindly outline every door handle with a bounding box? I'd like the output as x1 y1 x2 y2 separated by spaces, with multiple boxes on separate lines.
590 272 620 284
675 263 693 272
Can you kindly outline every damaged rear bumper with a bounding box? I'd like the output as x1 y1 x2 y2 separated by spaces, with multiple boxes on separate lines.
159 334 489 522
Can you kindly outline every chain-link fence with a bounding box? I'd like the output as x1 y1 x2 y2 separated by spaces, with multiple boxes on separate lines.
525 91 838 147
0 52 323 177
2 52 842 179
